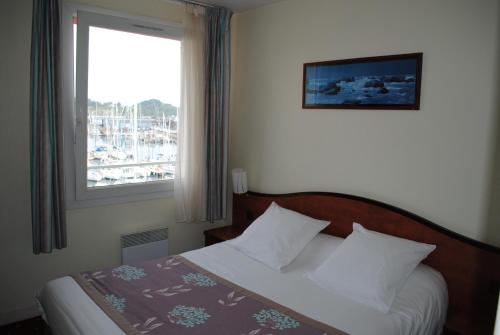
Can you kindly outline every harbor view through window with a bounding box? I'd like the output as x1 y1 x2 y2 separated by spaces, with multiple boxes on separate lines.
85 26 180 188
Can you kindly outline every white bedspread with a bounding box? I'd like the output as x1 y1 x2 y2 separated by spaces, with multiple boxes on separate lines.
38 234 448 335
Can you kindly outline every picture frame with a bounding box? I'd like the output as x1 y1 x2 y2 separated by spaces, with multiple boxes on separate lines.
302 53 423 110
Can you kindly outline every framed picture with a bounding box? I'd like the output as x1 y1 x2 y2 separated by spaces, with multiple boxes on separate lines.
302 53 422 110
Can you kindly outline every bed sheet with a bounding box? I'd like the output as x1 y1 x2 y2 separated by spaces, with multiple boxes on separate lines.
38 234 447 335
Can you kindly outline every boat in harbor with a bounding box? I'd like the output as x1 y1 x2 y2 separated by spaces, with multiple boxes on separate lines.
150 165 175 178
103 168 123 180
109 149 127 160
150 166 167 177
122 168 136 179
165 165 175 177
87 170 103 182
135 167 149 179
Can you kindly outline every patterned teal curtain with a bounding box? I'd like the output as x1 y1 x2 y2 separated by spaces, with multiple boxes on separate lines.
205 7 232 222
30 0 66 254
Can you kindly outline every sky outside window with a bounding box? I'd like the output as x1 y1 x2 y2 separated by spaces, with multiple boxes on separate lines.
88 26 180 106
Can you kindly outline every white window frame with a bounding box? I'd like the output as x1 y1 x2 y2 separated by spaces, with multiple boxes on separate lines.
62 3 183 208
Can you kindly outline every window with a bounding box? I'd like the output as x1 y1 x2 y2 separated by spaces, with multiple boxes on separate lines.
62 7 183 207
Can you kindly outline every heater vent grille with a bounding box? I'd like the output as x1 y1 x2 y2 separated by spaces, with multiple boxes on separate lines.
121 228 168 248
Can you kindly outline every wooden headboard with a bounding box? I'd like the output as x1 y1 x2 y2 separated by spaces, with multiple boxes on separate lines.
232 191 500 335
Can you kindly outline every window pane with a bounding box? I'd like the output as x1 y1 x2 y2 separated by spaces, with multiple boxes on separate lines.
86 27 180 188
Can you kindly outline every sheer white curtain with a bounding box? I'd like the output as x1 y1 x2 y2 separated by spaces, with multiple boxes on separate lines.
175 5 207 223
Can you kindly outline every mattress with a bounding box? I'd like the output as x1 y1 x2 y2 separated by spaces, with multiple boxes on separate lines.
38 233 448 335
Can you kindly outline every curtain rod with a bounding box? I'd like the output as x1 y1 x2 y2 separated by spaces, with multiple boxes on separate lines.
170 0 215 8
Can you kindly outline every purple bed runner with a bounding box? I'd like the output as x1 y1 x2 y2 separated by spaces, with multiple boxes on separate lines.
72 255 346 335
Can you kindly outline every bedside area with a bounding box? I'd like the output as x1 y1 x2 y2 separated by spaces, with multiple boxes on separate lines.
204 226 245 246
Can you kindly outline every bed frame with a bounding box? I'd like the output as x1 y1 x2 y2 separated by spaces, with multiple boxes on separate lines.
232 191 500 335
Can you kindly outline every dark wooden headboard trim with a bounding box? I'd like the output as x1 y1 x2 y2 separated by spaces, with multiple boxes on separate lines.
232 191 500 334
240 191 500 253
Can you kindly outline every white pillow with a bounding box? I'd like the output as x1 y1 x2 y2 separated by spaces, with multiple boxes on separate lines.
307 222 435 313
231 202 330 270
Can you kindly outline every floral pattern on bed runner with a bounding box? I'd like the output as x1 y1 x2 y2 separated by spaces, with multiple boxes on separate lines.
73 256 346 335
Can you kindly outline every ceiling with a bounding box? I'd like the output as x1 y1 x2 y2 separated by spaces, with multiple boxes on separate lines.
197 0 285 12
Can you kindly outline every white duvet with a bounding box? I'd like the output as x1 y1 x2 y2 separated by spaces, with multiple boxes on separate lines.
38 234 448 335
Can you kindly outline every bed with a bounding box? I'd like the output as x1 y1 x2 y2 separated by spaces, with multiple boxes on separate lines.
38 191 500 334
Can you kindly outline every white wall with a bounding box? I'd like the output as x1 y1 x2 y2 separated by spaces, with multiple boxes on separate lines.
0 0 223 324
230 0 500 245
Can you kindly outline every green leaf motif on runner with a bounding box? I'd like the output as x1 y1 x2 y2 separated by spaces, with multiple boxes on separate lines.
253 309 300 330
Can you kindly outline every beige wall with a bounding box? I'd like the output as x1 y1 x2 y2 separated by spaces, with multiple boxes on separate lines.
230 0 500 245
486 3 500 247
0 0 222 324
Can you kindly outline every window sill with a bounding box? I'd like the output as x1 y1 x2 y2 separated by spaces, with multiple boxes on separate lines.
66 188 174 210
